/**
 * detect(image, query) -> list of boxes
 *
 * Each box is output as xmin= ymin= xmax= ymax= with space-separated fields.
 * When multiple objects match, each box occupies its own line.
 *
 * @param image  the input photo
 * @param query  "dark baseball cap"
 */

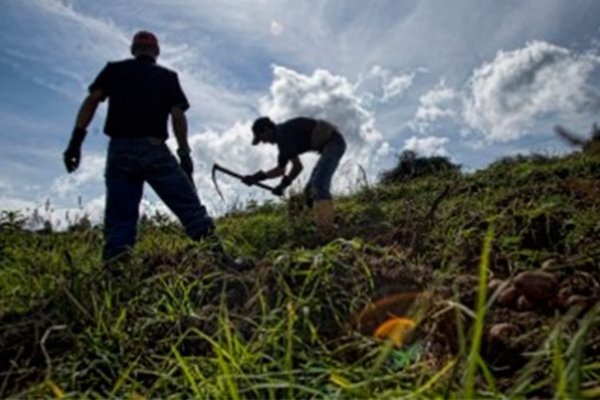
xmin=251 ymin=117 xmax=275 ymax=145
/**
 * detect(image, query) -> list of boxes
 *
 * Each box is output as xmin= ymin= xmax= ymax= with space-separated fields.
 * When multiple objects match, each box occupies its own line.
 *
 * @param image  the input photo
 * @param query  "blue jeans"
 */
xmin=305 ymin=132 xmax=346 ymax=200
xmin=103 ymin=138 xmax=214 ymax=261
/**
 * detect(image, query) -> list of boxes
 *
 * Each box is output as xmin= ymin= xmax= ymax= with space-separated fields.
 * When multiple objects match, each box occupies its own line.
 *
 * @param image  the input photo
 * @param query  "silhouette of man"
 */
xmin=242 ymin=116 xmax=346 ymax=237
xmin=63 ymin=31 xmax=219 ymax=262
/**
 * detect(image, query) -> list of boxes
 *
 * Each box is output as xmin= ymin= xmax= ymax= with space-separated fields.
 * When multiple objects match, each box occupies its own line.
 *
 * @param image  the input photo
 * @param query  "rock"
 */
xmin=488 ymin=323 xmax=520 ymax=344
xmin=571 ymin=271 xmax=599 ymax=294
xmin=557 ymin=286 xmax=573 ymax=307
xmin=564 ymin=295 xmax=590 ymax=310
xmin=514 ymin=271 xmax=558 ymax=303
xmin=488 ymin=278 xmax=505 ymax=294
xmin=516 ymin=295 xmax=533 ymax=311
xmin=541 ymin=258 xmax=559 ymax=271
xmin=496 ymin=285 xmax=519 ymax=307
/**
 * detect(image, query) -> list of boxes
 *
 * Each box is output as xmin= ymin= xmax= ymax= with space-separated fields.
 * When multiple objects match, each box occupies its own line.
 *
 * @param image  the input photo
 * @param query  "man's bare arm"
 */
xmin=287 ymin=157 xmax=303 ymax=181
xmin=171 ymin=106 xmax=189 ymax=152
xmin=170 ymin=106 xmax=195 ymax=181
xmin=263 ymin=165 xmax=286 ymax=178
xmin=74 ymin=90 xmax=103 ymax=131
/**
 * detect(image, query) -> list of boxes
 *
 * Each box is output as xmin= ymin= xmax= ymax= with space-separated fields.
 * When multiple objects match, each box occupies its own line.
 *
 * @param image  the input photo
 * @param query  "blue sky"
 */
xmin=1 ymin=0 xmax=600 ymax=226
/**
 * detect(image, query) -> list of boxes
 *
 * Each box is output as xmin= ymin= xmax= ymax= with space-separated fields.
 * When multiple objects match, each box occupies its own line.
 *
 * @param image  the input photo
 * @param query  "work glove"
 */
xmin=272 ymin=176 xmax=292 ymax=196
xmin=63 ymin=127 xmax=87 ymax=173
xmin=242 ymin=170 xmax=267 ymax=186
xmin=177 ymin=148 xmax=194 ymax=182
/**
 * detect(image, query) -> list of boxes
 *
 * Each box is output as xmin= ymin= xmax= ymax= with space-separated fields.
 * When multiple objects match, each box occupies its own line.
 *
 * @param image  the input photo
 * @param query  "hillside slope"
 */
xmin=1 ymin=149 xmax=599 ymax=398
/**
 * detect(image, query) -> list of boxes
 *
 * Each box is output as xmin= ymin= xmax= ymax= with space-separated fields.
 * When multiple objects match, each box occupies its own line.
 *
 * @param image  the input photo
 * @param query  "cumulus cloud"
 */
xmin=416 ymin=83 xmax=457 ymax=121
xmin=261 ymin=65 xmax=382 ymax=144
xmin=0 ymin=196 xmax=35 ymax=212
xmin=411 ymin=81 xmax=459 ymax=133
xmin=403 ymin=136 xmax=449 ymax=157
xmin=177 ymin=121 xmax=279 ymax=214
xmin=50 ymin=153 xmax=106 ymax=197
xmin=463 ymin=41 xmax=600 ymax=142
xmin=355 ymin=65 xmax=415 ymax=104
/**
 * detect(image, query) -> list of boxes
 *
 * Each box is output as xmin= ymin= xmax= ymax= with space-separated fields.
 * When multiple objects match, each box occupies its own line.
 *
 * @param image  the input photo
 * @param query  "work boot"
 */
xmin=198 ymin=231 xmax=253 ymax=272
xmin=313 ymin=199 xmax=335 ymax=239
xmin=103 ymin=248 xmax=134 ymax=281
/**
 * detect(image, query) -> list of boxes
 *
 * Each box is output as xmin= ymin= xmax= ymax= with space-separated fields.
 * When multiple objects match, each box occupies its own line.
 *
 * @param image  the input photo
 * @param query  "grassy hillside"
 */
xmin=1 ymin=149 xmax=599 ymax=398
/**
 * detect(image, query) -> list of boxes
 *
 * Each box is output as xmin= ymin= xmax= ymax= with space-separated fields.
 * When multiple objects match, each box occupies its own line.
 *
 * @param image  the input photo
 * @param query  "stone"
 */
xmin=488 ymin=322 xmax=520 ymax=344
xmin=496 ymin=285 xmax=519 ymax=307
xmin=514 ymin=271 xmax=558 ymax=303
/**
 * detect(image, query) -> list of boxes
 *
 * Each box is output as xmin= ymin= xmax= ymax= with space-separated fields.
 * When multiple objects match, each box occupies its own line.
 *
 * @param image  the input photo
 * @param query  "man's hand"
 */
xmin=242 ymin=170 xmax=267 ymax=186
xmin=177 ymin=148 xmax=194 ymax=182
xmin=272 ymin=176 xmax=292 ymax=196
xmin=272 ymin=184 xmax=285 ymax=196
xmin=63 ymin=127 xmax=87 ymax=173
xmin=63 ymin=144 xmax=81 ymax=173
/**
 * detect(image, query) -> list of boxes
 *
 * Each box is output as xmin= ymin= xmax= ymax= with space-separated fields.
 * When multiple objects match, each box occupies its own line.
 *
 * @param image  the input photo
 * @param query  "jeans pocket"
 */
xmin=106 ymin=150 xmax=139 ymax=178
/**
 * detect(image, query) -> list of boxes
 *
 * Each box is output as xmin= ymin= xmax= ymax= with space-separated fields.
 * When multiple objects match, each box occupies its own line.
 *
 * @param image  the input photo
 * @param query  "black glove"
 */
xmin=63 ymin=127 xmax=87 ymax=173
xmin=242 ymin=170 xmax=267 ymax=186
xmin=177 ymin=148 xmax=194 ymax=182
xmin=272 ymin=176 xmax=292 ymax=196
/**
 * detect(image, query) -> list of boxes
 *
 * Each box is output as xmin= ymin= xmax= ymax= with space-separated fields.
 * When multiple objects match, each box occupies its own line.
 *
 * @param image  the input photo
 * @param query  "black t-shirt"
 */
xmin=276 ymin=117 xmax=317 ymax=168
xmin=88 ymin=56 xmax=189 ymax=140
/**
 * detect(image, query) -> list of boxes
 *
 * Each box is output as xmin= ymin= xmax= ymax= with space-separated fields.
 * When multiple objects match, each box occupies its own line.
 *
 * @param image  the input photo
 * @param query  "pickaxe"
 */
xmin=211 ymin=163 xmax=278 ymax=200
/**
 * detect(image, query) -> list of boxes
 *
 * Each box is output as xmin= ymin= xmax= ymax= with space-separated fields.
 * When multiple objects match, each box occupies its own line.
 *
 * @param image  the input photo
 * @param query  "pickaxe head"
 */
xmin=211 ymin=162 xmax=278 ymax=200
xmin=211 ymin=163 xmax=226 ymax=201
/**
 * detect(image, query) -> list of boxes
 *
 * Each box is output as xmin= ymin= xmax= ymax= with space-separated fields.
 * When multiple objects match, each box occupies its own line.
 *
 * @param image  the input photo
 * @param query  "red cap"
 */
xmin=131 ymin=31 xmax=160 ymax=57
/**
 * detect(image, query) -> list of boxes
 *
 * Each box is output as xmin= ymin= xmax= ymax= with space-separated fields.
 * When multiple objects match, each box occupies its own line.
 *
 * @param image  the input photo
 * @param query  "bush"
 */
xmin=380 ymin=150 xmax=461 ymax=184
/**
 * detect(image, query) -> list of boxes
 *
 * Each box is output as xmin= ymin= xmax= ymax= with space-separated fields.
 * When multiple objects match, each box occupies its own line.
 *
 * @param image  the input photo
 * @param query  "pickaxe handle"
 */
xmin=212 ymin=163 xmax=277 ymax=195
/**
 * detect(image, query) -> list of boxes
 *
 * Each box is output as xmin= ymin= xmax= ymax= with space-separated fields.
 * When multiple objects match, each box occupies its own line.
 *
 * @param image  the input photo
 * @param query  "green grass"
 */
xmin=1 ymin=150 xmax=599 ymax=398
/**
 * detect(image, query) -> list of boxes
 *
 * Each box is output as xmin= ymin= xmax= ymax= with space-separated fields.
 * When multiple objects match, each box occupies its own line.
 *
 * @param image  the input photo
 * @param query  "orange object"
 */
xmin=374 ymin=317 xmax=416 ymax=347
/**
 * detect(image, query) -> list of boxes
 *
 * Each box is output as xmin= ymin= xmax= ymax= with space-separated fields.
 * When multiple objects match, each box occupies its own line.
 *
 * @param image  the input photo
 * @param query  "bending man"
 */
xmin=243 ymin=116 xmax=346 ymax=237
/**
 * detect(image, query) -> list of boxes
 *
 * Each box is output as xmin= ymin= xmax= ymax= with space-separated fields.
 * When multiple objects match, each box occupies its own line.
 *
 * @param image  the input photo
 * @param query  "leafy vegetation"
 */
xmin=1 ymin=149 xmax=599 ymax=398
xmin=379 ymin=150 xmax=460 ymax=184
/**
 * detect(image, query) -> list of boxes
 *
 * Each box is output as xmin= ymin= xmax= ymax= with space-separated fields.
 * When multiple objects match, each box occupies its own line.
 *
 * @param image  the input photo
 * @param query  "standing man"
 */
xmin=63 ymin=31 xmax=223 ymax=263
xmin=242 ymin=116 xmax=346 ymax=237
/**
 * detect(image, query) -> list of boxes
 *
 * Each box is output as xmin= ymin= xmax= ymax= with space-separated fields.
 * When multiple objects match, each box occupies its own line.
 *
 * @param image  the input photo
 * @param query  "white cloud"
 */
xmin=0 ymin=196 xmax=35 ymax=212
xmin=261 ymin=65 xmax=382 ymax=145
xmin=403 ymin=136 xmax=449 ymax=157
xmin=384 ymin=75 xmax=414 ymax=101
xmin=463 ymin=41 xmax=600 ymax=142
xmin=416 ymin=82 xmax=457 ymax=121
xmin=50 ymin=153 xmax=106 ymax=197
xmin=180 ymin=122 xmax=279 ymax=214
xmin=411 ymin=81 xmax=459 ymax=133
xmin=356 ymin=65 xmax=415 ymax=104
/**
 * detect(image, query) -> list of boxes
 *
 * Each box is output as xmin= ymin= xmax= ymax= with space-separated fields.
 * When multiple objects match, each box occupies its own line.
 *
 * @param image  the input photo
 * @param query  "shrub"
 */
xmin=380 ymin=150 xmax=461 ymax=184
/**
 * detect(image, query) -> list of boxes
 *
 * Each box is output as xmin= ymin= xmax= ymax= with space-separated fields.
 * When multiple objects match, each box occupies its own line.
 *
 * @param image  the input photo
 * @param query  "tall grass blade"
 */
xmin=463 ymin=226 xmax=494 ymax=399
